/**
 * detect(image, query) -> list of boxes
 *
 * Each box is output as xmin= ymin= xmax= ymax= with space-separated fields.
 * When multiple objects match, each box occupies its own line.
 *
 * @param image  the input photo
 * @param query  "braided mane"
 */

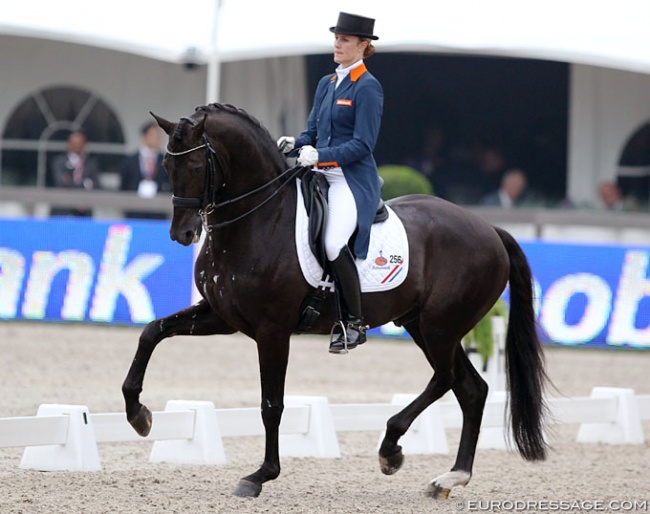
xmin=196 ymin=103 xmax=273 ymax=143
xmin=197 ymin=103 xmax=268 ymax=132
xmin=170 ymin=103 xmax=269 ymax=142
xmin=193 ymin=103 xmax=286 ymax=169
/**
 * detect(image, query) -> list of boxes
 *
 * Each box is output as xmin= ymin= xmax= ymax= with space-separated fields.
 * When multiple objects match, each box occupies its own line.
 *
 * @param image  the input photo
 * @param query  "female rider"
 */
xmin=278 ymin=12 xmax=383 ymax=353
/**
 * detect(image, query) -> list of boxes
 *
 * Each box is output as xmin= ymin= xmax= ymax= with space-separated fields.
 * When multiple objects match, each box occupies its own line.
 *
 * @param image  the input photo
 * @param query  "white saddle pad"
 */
xmin=295 ymin=179 xmax=409 ymax=292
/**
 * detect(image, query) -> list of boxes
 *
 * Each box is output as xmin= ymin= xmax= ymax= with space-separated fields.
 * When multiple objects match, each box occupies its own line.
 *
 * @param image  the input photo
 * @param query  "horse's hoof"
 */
xmin=425 ymin=483 xmax=451 ymax=500
xmin=233 ymin=479 xmax=262 ymax=498
xmin=425 ymin=471 xmax=470 ymax=499
xmin=129 ymin=405 xmax=153 ymax=437
xmin=379 ymin=449 xmax=404 ymax=475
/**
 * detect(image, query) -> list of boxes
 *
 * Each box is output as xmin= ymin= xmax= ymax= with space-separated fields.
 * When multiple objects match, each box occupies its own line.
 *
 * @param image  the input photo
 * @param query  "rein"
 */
xmin=205 ymin=165 xmax=305 ymax=230
xmin=166 ymin=117 xmax=305 ymax=230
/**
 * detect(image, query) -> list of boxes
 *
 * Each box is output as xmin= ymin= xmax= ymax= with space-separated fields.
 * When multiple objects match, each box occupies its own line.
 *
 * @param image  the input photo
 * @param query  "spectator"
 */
xmin=443 ymin=142 xmax=508 ymax=205
xmin=119 ymin=121 xmax=170 ymax=219
xmin=598 ymin=181 xmax=623 ymax=210
xmin=597 ymin=180 xmax=637 ymax=211
xmin=49 ymin=131 xmax=100 ymax=217
xmin=479 ymin=168 xmax=527 ymax=208
xmin=404 ymin=126 xmax=449 ymax=195
xmin=474 ymin=145 xmax=507 ymax=194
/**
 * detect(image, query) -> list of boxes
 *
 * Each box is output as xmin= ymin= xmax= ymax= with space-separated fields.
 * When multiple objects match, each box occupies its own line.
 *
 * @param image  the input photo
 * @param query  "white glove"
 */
xmin=276 ymin=136 xmax=295 ymax=153
xmin=297 ymin=145 xmax=319 ymax=167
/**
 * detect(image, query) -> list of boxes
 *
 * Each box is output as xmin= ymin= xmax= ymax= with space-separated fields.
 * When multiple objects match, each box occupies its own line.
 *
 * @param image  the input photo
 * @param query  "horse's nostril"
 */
xmin=184 ymin=230 xmax=194 ymax=242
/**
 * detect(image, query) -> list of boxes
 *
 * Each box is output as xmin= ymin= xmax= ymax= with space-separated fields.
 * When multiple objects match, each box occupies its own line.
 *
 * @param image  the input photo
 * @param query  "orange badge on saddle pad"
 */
xmin=336 ymin=99 xmax=353 ymax=106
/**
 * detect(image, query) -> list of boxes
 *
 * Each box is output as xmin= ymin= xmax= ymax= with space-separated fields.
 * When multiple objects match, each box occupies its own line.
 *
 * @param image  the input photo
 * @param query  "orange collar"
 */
xmin=329 ymin=63 xmax=368 ymax=83
xmin=350 ymin=63 xmax=367 ymax=82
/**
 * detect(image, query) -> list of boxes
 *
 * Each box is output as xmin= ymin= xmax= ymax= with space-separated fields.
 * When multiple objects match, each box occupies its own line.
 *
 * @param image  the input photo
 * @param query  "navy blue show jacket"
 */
xmin=294 ymin=63 xmax=384 ymax=260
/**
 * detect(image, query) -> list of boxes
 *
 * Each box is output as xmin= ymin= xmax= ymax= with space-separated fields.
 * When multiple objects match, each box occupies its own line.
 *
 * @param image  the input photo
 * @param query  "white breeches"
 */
xmin=319 ymin=167 xmax=358 ymax=261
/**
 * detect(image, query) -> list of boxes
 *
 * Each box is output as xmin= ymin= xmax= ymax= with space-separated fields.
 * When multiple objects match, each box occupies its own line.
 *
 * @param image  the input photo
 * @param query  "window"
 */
xmin=1 ymin=86 xmax=125 ymax=187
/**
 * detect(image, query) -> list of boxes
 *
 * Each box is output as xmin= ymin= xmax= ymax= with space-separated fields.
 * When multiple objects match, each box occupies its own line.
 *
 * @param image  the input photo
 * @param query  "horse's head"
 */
xmin=153 ymin=104 xmax=289 ymax=246
xmin=152 ymin=111 xmax=214 ymax=246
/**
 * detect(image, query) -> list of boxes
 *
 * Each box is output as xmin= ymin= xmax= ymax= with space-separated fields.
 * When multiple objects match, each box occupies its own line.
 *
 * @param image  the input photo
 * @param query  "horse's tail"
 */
xmin=495 ymin=226 xmax=547 ymax=461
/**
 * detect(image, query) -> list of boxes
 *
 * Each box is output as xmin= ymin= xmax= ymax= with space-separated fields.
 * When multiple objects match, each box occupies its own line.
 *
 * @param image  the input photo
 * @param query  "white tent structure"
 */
xmin=1 ymin=0 xmax=650 ymax=204
xmin=3 ymin=0 xmax=650 ymax=73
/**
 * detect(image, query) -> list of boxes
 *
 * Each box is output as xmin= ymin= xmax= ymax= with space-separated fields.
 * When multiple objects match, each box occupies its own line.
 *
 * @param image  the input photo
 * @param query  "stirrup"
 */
xmin=329 ymin=320 xmax=367 ymax=354
xmin=329 ymin=320 xmax=349 ymax=354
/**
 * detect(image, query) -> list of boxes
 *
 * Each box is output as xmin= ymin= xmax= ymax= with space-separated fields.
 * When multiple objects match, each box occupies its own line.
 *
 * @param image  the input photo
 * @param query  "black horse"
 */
xmin=122 ymin=103 xmax=547 ymax=500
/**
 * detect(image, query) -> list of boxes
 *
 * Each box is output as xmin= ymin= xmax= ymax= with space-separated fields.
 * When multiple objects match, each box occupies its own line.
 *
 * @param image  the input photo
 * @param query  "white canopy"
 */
xmin=2 ymin=0 xmax=650 ymax=74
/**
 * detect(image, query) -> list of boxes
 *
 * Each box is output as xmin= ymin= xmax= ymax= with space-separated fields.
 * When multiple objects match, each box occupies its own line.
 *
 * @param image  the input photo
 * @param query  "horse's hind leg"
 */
xmin=378 ymin=321 xmax=456 ymax=477
xmin=122 ymin=299 xmax=235 ymax=436
xmin=427 ymin=349 xmax=488 ymax=499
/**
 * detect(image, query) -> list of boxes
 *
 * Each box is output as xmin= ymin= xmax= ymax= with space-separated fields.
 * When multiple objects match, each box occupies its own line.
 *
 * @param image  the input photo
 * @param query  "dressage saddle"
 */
xmin=299 ymin=169 xmax=388 ymax=270
xmin=294 ymin=169 xmax=387 ymax=333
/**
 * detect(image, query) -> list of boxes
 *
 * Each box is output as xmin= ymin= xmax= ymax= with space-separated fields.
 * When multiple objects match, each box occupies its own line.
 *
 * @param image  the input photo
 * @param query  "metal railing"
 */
xmin=1 ymin=187 xmax=649 ymax=234
xmin=0 ymin=186 xmax=171 ymax=217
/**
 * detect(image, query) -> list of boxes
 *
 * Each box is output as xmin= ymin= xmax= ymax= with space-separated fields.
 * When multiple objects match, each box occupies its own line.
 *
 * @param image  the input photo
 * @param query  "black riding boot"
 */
xmin=329 ymin=246 xmax=367 ymax=354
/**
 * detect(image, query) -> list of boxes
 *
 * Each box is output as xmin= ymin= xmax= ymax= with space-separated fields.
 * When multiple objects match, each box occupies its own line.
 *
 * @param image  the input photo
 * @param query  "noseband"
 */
xmin=165 ymin=116 xmax=304 ymax=230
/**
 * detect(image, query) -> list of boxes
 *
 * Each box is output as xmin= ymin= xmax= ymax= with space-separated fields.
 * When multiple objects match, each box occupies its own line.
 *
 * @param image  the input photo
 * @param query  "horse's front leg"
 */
xmin=234 ymin=328 xmax=291 ymax=498
xmin=122 ymin=299 xmax=236 ymax=436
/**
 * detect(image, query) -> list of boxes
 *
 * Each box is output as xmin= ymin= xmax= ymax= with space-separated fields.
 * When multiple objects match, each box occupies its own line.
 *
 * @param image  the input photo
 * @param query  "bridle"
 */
xmin=165 ymin=116 xmax=304 ymax=231
xmin=167 ymin=135 xmax=216 ymax=210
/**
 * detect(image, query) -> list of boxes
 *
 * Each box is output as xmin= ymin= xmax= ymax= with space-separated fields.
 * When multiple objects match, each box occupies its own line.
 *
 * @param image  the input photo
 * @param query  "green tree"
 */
xmin=378 ymin=165 xmax=433 ymax=200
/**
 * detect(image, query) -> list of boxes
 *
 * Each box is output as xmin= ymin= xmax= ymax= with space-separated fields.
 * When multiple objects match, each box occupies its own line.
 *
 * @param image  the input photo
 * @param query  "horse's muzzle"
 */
xmin=169 ymin=215 xmax=202 ymax=246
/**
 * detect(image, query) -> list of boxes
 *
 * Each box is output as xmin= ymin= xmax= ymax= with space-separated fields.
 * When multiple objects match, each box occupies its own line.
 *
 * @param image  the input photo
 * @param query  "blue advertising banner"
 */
xmin=0 ymin=217 xmax=193 ymax=325
xmin=2 ymin=217 xmax=649 ymax=349
xmin=376 ymin=239 xmax=650 ymax=350
xmin=521 ymin=241 xmax=650 ymax=349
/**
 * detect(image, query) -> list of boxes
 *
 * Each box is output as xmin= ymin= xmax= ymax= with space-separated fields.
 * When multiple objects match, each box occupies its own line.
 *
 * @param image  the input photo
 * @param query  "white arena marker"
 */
xmin=20 ymin=404 xmax=101 ymax=472
xmin=577 ymin=387 xmax=645 ymax=445
xmin=280 ymin=396 xmax=340 ymax=459
xmin=478 ymin=390 xmax=509 ymax=451
xmin=149 ymin=400 xmax=226 ymax=465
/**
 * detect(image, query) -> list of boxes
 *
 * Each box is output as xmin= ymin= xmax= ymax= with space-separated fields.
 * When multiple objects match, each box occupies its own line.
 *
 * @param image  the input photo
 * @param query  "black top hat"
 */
xmin=329 ymin=12 xmax=379 ymax=40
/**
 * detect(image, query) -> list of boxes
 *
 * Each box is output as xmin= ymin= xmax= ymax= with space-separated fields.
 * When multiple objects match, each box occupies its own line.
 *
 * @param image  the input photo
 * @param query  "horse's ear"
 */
xmin=150 ymin=112 xmax=174 ymax=135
